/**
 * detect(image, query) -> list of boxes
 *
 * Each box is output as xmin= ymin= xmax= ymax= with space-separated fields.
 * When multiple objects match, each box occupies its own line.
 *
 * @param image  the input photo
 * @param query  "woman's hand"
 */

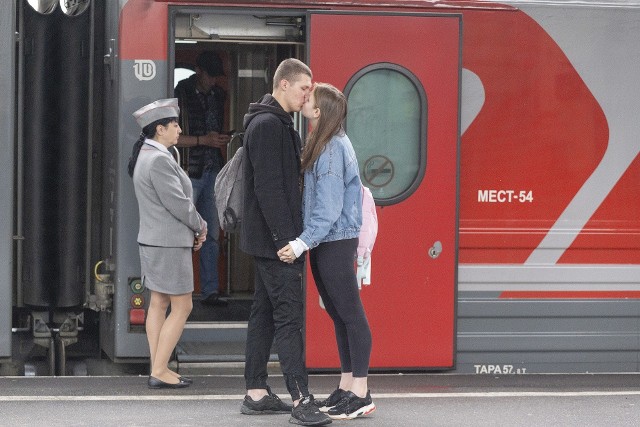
xmin=193 ymin=226 xmax=207 ymax=251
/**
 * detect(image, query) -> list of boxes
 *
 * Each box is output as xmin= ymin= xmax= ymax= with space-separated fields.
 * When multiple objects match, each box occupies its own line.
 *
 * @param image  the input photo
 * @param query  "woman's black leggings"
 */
xmin=309 ymin=238 xmax=372 ymax=377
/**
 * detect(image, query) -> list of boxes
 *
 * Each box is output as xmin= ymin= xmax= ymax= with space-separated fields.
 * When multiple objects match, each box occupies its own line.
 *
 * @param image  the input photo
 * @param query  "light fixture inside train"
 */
xmin=27 ymin=0 xmax=58 ymax=14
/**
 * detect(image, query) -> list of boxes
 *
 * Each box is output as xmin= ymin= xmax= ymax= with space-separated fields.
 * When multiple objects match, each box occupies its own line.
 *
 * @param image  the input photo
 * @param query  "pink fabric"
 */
xmin=357 ymin=185 xmax=378 ymax=258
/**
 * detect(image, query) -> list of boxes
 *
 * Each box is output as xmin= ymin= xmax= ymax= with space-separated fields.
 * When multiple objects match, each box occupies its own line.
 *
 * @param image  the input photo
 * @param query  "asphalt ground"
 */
xmin=1 ymin=373 xmax=640 ymax=426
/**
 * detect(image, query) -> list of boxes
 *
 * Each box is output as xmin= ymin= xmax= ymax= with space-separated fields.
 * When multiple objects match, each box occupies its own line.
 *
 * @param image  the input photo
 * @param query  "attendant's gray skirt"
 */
xmin=139 ymin=245 xmax=194 ymax=295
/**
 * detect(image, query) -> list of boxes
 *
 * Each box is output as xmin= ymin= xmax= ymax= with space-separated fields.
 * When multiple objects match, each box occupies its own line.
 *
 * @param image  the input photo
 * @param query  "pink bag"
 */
xmin=357 ymin=185 xmax=378 ymax=258
xmin=357 ymin=185 xmax=378 ymax=287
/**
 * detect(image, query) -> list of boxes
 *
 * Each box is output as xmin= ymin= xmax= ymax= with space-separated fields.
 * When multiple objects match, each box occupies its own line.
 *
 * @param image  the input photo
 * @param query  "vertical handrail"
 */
xmin=84 ymin=0 xmax=96 ymax=305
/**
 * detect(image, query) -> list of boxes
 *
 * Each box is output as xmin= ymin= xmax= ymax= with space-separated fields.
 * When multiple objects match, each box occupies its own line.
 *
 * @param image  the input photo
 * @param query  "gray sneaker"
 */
xmin=241 ymin=386 xmax=293 ymax=415
xmin=290 ymin=395 xmax=332 ymax=426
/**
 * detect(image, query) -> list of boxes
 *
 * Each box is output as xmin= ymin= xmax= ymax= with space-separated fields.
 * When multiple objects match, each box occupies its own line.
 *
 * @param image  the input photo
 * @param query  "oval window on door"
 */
xmin=344 ymin=63 xmax=427 ymax=205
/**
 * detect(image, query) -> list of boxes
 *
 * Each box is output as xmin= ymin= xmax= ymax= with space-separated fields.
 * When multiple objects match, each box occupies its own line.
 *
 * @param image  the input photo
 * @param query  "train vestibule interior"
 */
xmin=172 ymin=11 xmax=306 ymax=324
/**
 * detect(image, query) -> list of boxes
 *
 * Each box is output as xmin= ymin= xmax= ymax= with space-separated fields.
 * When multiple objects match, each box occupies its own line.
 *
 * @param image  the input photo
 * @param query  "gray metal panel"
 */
xmin=459 ymin=333 xmax=639 ymax=352
xmin=459 ymin=317 xmax=640 ymax=334
xmin=457 ymin=298 xmax=640 ymax=373
xmin=0 ymin=1 xmax=16 ymax=359
xmin=98 ymin=0 xmax=151 ymax=360
xmin=459 ymin=265 xmax=640 ymax=291
xmin=458 ymin=265 xmax=640 ymax=371
xmin=459 ymin=299 xmax=640 ymax=317
xmin=98 ymin=1 xmax=120 ymax=360
xmin=456 ymin=351 xmax=640 ymax=374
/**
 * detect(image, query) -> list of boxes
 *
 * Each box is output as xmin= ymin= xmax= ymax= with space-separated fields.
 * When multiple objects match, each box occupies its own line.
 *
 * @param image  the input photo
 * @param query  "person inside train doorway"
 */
xmin=129 ymin=98 xmax=206 ymax=389
xmin=240 ymin=59 xmax=331 ymax=426
xmin=278 ymin=83 xmax=375 ymax=420
xmin=174 ymin=51 xmax=231 ymax=307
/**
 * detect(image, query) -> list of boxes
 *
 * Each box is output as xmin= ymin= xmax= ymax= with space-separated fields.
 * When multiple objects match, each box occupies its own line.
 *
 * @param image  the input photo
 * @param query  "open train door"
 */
xmin=305 ymin=11 xmax=461 ymax=369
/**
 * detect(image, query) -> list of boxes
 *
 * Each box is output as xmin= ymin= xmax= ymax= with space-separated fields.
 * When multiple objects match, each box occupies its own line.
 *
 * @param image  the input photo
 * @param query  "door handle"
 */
xmin=429 ymin=241 xmax=442 ymax=259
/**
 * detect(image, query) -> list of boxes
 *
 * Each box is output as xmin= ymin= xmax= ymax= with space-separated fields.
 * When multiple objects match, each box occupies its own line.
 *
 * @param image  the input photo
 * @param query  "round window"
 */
xmin=345 ymin=63 xmax=427 ymax=205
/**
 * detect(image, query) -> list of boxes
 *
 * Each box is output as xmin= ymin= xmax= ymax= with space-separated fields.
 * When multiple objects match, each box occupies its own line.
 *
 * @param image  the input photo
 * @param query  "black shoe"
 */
xmin=241 ymin=386 xmax=293 ymax=415
xmin=179 ymin=376 xmax=193 ymax=384
xmin=201 ymin=294 xmax=229 ymax=307
xmin=290 ymin=395 xmax=332 ymax=426
xmin=315 ymin=388 xmax=349 ymax=412
xmin=327 ymin=390 xmax=375 ymax=420
xmin=147 ymin=376 xmax=190 ymax=389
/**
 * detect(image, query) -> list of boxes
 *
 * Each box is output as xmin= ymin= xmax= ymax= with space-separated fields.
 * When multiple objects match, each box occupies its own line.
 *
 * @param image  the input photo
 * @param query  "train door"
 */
xmin=305 ymin=12 xmax=461 ymax=369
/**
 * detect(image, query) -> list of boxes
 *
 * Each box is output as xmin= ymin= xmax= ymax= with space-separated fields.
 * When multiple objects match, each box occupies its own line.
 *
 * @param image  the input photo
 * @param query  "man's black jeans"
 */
xmin=244 ymin=256 xmax=309 ymax=401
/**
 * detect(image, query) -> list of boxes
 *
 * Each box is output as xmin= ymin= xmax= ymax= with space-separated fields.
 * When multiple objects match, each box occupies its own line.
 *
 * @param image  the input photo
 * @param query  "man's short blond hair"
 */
xmin=272 ymin=58 xmax=312 ymax=91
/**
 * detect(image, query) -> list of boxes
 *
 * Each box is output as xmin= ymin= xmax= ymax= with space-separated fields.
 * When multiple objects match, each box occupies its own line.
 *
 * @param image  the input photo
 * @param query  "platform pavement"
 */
xmin=1 ymin=373 xmax=640 ymax=426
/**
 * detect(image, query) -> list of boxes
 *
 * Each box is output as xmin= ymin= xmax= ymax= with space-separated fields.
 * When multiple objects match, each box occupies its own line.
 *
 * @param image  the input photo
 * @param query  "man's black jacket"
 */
xmin=240 ymin=94 xmax=303 ymax=260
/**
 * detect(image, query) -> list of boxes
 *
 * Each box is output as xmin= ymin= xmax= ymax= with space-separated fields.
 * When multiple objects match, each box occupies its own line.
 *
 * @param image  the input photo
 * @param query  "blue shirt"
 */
xmin=299 ymin=132 xmax=362 ymax=249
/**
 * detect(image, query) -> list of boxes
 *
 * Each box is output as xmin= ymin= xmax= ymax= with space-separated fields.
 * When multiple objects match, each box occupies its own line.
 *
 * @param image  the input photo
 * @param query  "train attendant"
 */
xmin=278 ymin=83 xmax=375 ymax=419
xmin=129 ymin=98 xmax=207 ymax=389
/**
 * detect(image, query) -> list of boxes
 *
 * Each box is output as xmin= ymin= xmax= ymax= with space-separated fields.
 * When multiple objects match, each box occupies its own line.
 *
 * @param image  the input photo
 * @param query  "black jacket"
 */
xmin=239 ymin=94 xmax=303 ymax=260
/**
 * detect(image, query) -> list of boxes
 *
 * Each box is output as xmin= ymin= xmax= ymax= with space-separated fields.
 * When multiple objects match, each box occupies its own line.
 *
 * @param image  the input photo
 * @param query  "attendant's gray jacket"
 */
xmin=133 ymin=142 xmax=205 ymax=247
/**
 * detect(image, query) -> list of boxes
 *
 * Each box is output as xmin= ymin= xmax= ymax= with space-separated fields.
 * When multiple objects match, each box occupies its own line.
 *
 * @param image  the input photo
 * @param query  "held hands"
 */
xmin=200 ymin=131 xmax=231 ymax=149
xmin=277 ymin=239 xmax=307 ymax=264
xmin=277 ymin=244 xmax=296 ymax=264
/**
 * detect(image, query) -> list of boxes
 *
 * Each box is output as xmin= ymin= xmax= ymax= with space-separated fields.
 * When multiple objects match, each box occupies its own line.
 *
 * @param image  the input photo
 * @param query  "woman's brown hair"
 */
xmin=301 ymin=83 xmax=347 ymax=171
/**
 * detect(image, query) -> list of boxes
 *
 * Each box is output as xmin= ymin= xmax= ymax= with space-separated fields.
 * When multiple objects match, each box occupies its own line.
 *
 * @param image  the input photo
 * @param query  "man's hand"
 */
xmin=201 ymin=131 xmax=231 ymax=149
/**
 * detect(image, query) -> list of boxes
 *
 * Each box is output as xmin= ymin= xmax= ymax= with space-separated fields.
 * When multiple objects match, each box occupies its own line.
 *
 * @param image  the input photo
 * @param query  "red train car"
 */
xmin=1 ymin=0 xmax=639 ymax=375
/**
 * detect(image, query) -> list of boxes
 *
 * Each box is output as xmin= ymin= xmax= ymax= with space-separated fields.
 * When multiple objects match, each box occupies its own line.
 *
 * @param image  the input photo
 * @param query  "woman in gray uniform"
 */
xmin=129 ymin=98 xmax=207 ymax=389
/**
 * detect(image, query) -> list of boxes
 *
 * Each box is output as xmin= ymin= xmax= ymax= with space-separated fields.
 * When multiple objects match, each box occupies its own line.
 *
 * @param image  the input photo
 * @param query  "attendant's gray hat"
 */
xmin=133 ymin=98 xmax=180 ymax=128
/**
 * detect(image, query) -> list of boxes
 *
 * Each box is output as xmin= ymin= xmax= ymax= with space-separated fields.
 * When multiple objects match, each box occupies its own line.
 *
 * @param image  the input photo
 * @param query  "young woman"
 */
xmin=278 ymin=83 xmax=375 ymax=420
xmin=129 ymin=98 xmax=207 ymax=389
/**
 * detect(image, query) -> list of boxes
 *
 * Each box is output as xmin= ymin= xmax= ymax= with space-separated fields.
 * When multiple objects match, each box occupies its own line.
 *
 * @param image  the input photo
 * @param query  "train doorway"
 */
xmin=170 ymin=9 xmax=308 ymax=364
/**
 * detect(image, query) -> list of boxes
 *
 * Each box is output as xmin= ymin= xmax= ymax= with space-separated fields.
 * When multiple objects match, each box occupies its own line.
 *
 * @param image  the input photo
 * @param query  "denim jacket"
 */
xmin=299 ymin=132 xmax=362 ymax=249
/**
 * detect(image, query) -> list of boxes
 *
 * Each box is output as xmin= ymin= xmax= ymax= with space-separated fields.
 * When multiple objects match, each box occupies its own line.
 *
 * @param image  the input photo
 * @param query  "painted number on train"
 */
xmin=477 ymin=190 xmax=533 ymax=203
xmin=474 ymin=364 xmax=528 ymax=374
xmin=134 ymin=60 xmax=156 ymax=81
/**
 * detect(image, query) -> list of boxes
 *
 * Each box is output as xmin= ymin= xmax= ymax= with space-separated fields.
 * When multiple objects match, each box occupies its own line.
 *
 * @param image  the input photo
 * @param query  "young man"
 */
xmin=239 ymin=59 xmax=331 ymax=426
xmin=174 ymin=51 xmax=231 ymax=307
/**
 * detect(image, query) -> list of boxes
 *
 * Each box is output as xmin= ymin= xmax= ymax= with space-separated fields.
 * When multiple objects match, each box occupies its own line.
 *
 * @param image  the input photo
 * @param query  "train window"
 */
xmin=27 ymin=0 xmax=58 ymax=14
xmin=344 ymin=63 xmax=426 ymax=205
xmin=59 ymin=0 xmax=90 ymax=16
